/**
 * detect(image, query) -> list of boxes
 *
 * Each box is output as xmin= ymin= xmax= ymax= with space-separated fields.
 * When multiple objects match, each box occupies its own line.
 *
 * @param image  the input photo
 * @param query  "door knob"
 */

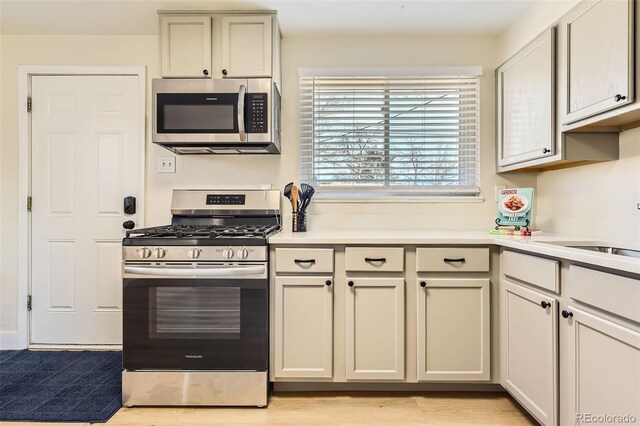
xmin=123 ymin=220 xmax=135 ymax=230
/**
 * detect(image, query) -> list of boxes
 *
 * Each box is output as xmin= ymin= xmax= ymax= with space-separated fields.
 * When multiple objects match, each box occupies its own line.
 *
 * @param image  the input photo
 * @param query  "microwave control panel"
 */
xmin=246 ymin=93 xmax=268 ymax=133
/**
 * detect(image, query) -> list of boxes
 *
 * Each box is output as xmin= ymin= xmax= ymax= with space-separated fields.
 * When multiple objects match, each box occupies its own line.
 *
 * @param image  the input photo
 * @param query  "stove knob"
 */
xmin=223 ymin=247 xmax=234 ymax=259
xmin=237 ymin=248 xmax=249 ymax=259
xmin=153 ymin=248 xmax=167 ymax=259
xmin=137 ymin=247 xmax=151 ymax=259
xmin=187 ymin=248 xmax=201 ymax=259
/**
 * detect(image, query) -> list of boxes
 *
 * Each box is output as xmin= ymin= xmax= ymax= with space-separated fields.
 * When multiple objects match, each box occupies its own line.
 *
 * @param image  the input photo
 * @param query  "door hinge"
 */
xmin=27 ymin=295 xmax=32 ymax=311
xmin=27 ymin=196 xmax=32 ymax=212
xmin=27 ymin=96 xmax=32 ymax=113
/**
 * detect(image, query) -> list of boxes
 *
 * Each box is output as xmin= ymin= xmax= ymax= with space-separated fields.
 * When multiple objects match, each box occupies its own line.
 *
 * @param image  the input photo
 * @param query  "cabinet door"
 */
xmin=560 ymin=305 xmax=640 ymax=426
xmin=501 ymin=280 xmax=557 ymax=426
xmin=417 ymin=279 xmax=490 ymax=381
xmin=562 ymin=0 xmax=635 ymax=124
xmin=220 ymin=16 xmax=272 ymax=78
xmin=497 ymin=27 xmax=555 ymax=167
xmin=160 ymin=16 xmax=212 ymax=78
xmin=273 ymin=276 xmax=333 ymax=379
xmin=346 ymin=278 xmax=404 ymax=380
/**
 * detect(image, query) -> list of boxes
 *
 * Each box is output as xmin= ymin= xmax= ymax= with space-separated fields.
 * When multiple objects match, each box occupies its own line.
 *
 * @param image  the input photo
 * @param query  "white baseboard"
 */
xmin=0 ymin=331 xmax=21 ymax=350
xmin=29 ymin=344 xmax=122 ymax=351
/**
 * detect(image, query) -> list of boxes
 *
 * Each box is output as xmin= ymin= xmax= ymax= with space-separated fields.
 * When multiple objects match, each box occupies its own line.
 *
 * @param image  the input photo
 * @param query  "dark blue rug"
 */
xmin=0 ymin=350 xmax=122 ymax=423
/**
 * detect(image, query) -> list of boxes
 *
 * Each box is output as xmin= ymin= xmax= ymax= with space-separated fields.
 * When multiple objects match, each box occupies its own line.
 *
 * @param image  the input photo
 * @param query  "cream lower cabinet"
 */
xmin=346 ymin=277 xmax=405 ymax=380
xmin=417 ymin=278 xmax=490 ymax=381
xmin=273 ymin=276 xmax=333 ymax=379
xmin=560 ymin=305 xmax=640 ymax=426
xmin=501 ymin=279 xmax=558 ymax=426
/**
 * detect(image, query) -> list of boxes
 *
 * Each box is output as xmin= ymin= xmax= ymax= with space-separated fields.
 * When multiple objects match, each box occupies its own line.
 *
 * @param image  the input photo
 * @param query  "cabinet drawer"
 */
xmin=502 ymin=250 xmax=559 ymax=293
xmin=569 ymin=266 xmax=640 ymax=323
xmin=416 ymin=247 xmax=489 ymax=272
xmin=275 ymin=248 xmax=334 ymax=273
xmin=345 ymin=247 xmax=404 ymax=272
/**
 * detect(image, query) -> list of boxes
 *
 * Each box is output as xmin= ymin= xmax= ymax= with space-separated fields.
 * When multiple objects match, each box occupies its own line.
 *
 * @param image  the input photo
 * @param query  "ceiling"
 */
xmin=0 ymin=0 xmax=534 ymax=36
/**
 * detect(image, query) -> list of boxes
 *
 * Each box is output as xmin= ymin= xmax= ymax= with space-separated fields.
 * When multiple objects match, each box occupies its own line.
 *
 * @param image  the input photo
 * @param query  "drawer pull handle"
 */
xmin=348 ymin=280 xmax=355 ymax=287
xmin=364 ymin=257 xmax=387 ymax=263
xmin=420 ymin=281 xmax=427 ymax=288
xmin=294 ymin=259 xmax=316 ymax=264
xmin=561 ymin=310 xmax=573 ymax=319
xmin=443 ymin=258 xmax=466 ymax=263
xmin=614 ymin=94 xmax=627 ymax=102
xmin=325 ymin=280 xmax=332 ymax=286
xmin=540 ymin=301 xmax=551 ymax=309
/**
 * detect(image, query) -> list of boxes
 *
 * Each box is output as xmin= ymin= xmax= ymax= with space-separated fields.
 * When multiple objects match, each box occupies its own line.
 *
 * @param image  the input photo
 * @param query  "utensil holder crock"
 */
xmin=292 ymin=211 xmax=307 ymax=232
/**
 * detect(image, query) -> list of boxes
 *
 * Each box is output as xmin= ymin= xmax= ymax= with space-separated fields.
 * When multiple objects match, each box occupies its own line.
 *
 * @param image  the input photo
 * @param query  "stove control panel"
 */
xmin=123 ymin=246 xmax=268 ymax=262
xmin=206 ymin=194 xmax=246 ymax=205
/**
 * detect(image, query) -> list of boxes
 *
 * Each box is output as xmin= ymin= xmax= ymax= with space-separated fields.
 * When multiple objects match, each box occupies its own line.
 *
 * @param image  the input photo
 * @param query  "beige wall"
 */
xmin=0 ymin=33 xmax=535 ymax=337
xmin=498 ymin=0 xmax=640 ymax=244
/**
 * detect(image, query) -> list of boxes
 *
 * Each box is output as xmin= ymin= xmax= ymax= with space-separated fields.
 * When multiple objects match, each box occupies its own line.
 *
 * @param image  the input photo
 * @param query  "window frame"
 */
xmin=298 ymin=67 xmax=483 ymax=199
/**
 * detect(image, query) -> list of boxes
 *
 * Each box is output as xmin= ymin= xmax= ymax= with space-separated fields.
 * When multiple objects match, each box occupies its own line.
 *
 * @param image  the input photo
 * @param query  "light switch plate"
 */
xmin=157 ymin=156 xmax=176 ymax=173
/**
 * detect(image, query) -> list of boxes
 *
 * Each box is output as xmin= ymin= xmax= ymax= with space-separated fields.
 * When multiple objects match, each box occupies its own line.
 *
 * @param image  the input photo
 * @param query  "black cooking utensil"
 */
xmin=283 ymin=182 xmax=293 ymax=200
xmin=300 ymin=183 xmax=315 ymax=211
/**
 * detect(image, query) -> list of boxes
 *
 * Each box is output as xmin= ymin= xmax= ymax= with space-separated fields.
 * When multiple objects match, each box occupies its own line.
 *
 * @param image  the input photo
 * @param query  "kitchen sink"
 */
xmin=568 ymin=245 xmax=640 ymax=258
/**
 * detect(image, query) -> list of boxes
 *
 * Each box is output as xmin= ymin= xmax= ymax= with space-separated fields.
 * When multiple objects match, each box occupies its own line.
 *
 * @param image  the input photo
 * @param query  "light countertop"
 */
xmin=269 ymin=231 xmax=640 ymax=275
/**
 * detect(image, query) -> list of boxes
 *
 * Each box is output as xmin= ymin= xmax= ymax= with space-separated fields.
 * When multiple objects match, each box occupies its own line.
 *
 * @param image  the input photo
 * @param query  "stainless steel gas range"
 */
xmin=121 ymin=189 xmax=280 ymax=407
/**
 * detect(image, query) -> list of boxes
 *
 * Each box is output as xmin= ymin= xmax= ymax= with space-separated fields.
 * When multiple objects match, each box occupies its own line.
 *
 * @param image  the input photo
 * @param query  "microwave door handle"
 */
xmin=238 ymin=84 xmax=247 ymax=142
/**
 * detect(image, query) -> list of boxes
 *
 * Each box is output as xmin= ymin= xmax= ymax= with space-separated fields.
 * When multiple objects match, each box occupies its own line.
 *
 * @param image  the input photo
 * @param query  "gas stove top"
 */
xmin=122 ymin=189 xmax=281 ymax=259
xmin=126 ymin=224 xmax=280 ymax=240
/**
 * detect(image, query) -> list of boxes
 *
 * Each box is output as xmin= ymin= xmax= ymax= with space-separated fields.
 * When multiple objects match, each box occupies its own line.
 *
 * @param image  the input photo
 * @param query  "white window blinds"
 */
xmin=299 ymin=72 xmax=481 ymax=195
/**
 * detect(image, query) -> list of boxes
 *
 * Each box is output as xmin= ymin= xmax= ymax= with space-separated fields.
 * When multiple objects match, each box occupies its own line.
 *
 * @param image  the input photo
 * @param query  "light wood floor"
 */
xmin=1 ymin=392 xmax=536 ymax=425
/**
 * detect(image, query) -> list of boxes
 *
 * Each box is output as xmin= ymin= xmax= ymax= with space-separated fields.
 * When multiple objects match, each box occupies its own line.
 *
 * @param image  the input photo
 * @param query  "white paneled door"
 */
xmin=30 ymin=75 xmax=142 ymax=345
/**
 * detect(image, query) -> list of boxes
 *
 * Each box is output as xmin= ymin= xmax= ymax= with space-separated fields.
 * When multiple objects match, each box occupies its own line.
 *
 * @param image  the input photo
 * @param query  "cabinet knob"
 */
xmin=420 ymin=281 xmax=427 ymax=288
xmin=348 ymin=280 xmax=355 ymax=287
xmin=222 ymin=69 xmax=228 ymax=76
xmin=561 ymin=310 xmax=573 ymax=319
xmin=325 ymin=280 xmax=332 ymax=286
xmin=614 ymin=94 xmax=627 ymax=102
xmin=203 ymin=69 xmax=209 ymax=76
xmin=542 ymin=148 xmax=551 ymax=154
xmin=540 ymin=301 xmax=551 ymax=308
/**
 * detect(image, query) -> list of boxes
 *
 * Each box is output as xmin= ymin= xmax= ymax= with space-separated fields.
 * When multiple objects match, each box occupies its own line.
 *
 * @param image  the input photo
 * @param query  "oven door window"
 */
xmin=150 ymin=287 xmax=240 ymax=340
xmin=157 ymin=93 xmax=239 ymax=133
xmin=123 ymin=277 xmax=267 ymax=371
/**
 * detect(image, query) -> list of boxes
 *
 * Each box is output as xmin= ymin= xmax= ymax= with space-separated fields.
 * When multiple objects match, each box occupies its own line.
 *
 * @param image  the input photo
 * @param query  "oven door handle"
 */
xmin=238 ymin=84 xmax=247 ymax=142
xmin=123 ymin=265 xmax=266 ymax=278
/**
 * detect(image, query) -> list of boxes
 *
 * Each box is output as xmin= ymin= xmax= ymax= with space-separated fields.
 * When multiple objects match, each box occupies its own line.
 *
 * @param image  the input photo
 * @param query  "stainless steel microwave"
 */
xmin=152 ymin=78 xmax=280 ymax=154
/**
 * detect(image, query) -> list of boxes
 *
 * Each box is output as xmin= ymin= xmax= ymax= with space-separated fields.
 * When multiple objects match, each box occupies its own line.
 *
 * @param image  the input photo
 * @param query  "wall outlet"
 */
xmin=495 ymin=185 xmax=506 ymax=202
xmin=157 ymin=156 xmax=176 ymax=173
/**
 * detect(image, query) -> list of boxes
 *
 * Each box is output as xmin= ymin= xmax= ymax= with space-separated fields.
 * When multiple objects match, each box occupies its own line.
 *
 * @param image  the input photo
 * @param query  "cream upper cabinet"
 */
xmin=417 ymin=278 xmax=490 ymax=381
xmin=160 ymin=16 xmax=212 ymax=78
xmin=501 ymin=280 xmax=558 ymax=426
xmin=560 ymin=305 xmax=640 ymax=426
xmin=220 ymin=16 xmax=273 ymax=78
xmin=346 ymin=277 xmax=405 ymax=380
xmin=561 ymin=0 xmax=635 ymax=124
xmin=273 ymin=276 xmax=333 ymax=379
xmin=497 ymin=27 xmax=556 ymax=168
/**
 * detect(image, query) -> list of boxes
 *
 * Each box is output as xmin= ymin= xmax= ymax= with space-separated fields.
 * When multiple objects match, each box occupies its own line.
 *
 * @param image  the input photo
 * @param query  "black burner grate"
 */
xmin=126 ymin=224 xmax=280 ymax=239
